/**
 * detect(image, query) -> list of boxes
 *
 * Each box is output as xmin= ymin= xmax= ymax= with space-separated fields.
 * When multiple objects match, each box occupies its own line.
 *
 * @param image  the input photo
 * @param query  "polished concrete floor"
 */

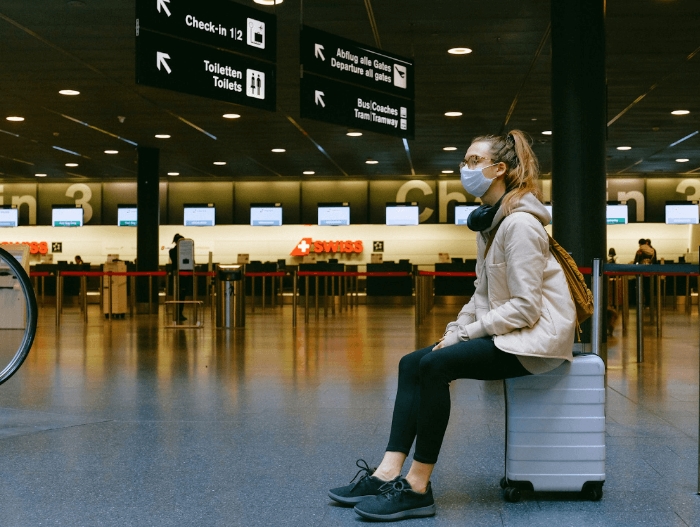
xmin=0 ymin=300 xmax=698 ymax=526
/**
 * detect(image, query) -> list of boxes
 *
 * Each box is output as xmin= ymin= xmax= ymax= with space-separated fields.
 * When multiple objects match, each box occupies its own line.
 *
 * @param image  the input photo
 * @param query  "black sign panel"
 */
xmin=136 ymin=30 xmax=276 ymax=110
xmin=300 ymin=74 xmax=414 ymax=139
xmin=136 ymin=0 xmax=276 ymax=62
xmin=301 ymin=26 xmax=413 ymax=99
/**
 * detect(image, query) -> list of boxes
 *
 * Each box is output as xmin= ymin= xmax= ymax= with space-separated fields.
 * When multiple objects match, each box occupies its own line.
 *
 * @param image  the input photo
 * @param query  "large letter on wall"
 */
xmin=617 ymin=191 xmax=645 ymax=221
xmin=676 ymin=179 xmax=700 ymax=201
xmin=438 ymin=182 xmax=466 ymax=222
xmin=396 ymin=180 xmax=434 ymax=223
xmin=11 ymin=195 xmax=37 ymax=225
xmin=66 ymin=183 xmax=93 ymax=223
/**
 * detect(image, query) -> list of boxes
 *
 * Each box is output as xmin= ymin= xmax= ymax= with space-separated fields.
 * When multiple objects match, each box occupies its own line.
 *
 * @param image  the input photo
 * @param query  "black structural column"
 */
xmin=551 ymin=0 xmax=607 ymax=351
xmin=136 ymin=147 xmax=160 ymax=311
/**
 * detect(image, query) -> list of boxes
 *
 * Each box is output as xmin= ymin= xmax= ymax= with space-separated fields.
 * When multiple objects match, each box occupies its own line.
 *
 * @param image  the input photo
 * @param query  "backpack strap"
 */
xmin=483 ymin=219 xmax=504 ymax=259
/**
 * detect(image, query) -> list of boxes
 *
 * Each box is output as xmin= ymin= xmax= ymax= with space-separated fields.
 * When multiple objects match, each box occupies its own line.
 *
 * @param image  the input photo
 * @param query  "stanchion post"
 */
xmin=636 ymin=275 xmax=644 ymax=363
xmin=262 ymin=275 xmax=266 ymax=310
xmin=656 ymin=274 xmax=662 ymax=337
xmin=292 ymin=270 xmax=297 ymax=328
xmin=108 ymin=273 xmax=113 ymax=321
xmin=130 ymin=275 xmax=136 ymax=318
xmin=622 ymin=276 xmax=628 ymax=335
xmin=81 ymin=275 xmax=88 ymax=323
xmin=148 ymin=275 xmax=153 ymax=315
xmin=315 ymin=276 xmax=320 ymax=321
xmin=331 ymin=275 xmax=336 ymax=315
xmin=686 ymin=275 xmax=691 ymax=315
xmin=55 ymin=271 xmax=61 ymax=327
xmin=414 ymin=273 xmax=420 ymax=327
xmin=323 ymin=276 xmax=328 ymax=318
xmin=304 ymin=275 xmax=309 ymax=324
xmin=251 ymin=275 xmax=256 ymax=313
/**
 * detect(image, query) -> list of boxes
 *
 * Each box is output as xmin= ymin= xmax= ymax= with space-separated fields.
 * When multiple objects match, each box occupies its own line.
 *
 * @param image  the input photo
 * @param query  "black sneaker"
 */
xmin=353 ymin=477 xmax=436 ymax=521
xmin=328 ymin=459 xmax=387 ymax=506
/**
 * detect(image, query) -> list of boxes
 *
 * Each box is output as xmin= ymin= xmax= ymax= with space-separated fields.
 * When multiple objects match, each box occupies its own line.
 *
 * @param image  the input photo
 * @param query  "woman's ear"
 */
xmin=495 ymin=161 xmax=508 ymax=177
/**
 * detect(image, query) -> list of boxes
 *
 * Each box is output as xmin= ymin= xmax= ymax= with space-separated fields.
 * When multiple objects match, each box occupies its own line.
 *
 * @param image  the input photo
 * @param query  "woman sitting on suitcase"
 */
xmin=328 ymin=130 xmax=577 ymax=521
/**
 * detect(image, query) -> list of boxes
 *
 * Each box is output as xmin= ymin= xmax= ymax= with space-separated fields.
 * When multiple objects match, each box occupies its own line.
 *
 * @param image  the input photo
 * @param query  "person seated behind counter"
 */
xmin=74 ymin=255 xmax=83 ymax=265
xmin=633 ymin=238 xmax=654 ymax=264
xmin=328 ymin=130 xmax=577 ymax=521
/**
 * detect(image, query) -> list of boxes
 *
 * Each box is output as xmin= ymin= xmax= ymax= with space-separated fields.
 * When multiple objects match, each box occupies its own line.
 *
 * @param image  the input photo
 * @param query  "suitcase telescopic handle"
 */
xmin=591 ymin=258 xmax=603 ymax=356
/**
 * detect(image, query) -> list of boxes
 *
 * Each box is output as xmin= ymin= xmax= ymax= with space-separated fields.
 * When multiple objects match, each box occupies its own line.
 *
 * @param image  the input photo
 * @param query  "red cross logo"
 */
xmin=290 ymin=237 xmax=312 ymax=256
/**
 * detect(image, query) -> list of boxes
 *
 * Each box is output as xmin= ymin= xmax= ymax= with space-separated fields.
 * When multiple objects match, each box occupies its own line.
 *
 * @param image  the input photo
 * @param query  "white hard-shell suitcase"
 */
xmin=502 ymin=353 xmax=606 ymax=502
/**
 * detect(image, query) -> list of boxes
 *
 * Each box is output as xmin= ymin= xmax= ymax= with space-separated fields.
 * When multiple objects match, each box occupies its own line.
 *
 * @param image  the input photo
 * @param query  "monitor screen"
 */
xmin=251 ymin=203 xmax=282 ymax=226
xmin=665 ymin=202 xmax=699 ymax=225
xmin=0 ymin=208 xmax=18 ymax=227
xmin=318 ymin=203 xmax=350 ymax=226
xmin=454 ymin=203 xmax=480 ymax=225
xmin=52 ymin=207 xmax=83 ymax=227
xmin=606 ymin=204 xmax=628 ymax=225
xmin=184 ymin=204 xmax=215 ymax=226
xmin=117 ymin=205 xmax=137 ymax=227
xmin=386 ymin=203 xmax=419 ymax=226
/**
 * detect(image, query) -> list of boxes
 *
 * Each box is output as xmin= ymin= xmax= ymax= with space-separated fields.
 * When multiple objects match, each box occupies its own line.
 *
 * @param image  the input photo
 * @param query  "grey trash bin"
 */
xmin=216 ymin=264 xmax=245 ymax=328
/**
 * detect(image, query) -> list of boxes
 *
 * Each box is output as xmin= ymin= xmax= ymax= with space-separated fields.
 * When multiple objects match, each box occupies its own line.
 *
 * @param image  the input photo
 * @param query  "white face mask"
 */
xmin=460 ymin=163 xmax=497 ymax=197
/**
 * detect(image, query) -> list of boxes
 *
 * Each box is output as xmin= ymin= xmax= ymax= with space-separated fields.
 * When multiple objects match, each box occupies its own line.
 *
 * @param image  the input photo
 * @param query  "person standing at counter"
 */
xmin=169 ymin=233 xmax=190 ymax=321
xmin=328 ymin=130 xmax=576 ymax=521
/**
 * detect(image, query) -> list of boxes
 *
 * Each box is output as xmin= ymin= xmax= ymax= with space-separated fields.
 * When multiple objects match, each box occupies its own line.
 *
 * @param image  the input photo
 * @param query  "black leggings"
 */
xmin=385 ymin=337 xmax=530 ymax=464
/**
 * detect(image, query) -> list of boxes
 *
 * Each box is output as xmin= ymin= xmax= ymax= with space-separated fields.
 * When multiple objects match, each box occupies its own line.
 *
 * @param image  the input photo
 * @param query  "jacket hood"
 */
xmin=488 ymin=192 xmax=550 ymax=231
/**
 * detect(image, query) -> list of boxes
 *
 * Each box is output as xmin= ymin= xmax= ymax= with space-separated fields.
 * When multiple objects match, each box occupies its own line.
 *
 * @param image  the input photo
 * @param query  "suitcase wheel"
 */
xmin=499 ymin=477 xmax=508 ymax=490
xmin=582 ymin=482 xmax=604 ymax=501
xmin=503 ymin=487 xmax=521 ymax=503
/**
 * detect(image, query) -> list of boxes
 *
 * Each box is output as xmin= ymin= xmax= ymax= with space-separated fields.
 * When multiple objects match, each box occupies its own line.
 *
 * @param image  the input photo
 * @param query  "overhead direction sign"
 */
xmin=136 ymin=0 xmax=276 ymax=62
xmin=136 ymin=30 xmax=276 ymax=110
xmin=301 ymin=26 xmax=413 ymax=99
xmin=301 ymin=74 xmax=414 ymax=139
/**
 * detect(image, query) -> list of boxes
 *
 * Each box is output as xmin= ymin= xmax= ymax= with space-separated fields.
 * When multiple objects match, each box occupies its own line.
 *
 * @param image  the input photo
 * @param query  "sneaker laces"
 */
xmin=349 ymin=459 xmax=376 ymax=490
xmin=378 ymin=478 xmax=410 ymax=502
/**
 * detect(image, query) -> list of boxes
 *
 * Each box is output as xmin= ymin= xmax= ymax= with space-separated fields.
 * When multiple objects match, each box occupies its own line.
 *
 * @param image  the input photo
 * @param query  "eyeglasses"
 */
xmin=460 ymin=155 xmax=493 ymax=169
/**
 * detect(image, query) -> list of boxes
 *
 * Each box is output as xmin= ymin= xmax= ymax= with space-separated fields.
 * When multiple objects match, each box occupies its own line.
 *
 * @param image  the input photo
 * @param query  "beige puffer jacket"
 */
xmin=441 ymin=193 xmax=576 ymax=366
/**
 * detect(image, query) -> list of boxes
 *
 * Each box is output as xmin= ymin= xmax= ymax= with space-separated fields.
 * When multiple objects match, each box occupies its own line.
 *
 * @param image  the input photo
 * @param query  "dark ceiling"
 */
xmin=0 ymin=0 xmax=699 ymax=182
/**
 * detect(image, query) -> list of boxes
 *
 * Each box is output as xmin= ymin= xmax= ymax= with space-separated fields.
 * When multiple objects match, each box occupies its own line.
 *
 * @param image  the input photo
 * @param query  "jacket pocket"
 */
xmin=486 ymin=262 xmax=509 ymax=308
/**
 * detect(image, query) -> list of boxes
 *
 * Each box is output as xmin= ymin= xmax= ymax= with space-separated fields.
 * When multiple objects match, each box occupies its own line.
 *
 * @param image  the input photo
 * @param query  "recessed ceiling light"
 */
xmin=303 ymin=171 xmax=315 ymax=175
xmin=542 ymin=130 xmax=552 ymax=135
xmin=366 ymin=159 xmax=379 ymax=165
xmin=271 ymin=148 xmax=286 ymax=153
xmin=616 ymin=146 xmax=632 ymax=151
xmin=448 ymin=47 xmax=472 ymax=55
xmin=213 ymin=161 xmax=226 ymax=166
xmin=35 ymin=173 xmax=47 ymax=177
xmin=441 ymin=170 xmax=454 ymax=174
xmin=59 ymin=89 xmax=80 ymax=96
xmin=104 ymin=150 xmax=118 ymax=154
xmin=531 ymin=118 xmax=538 ymax=121
xmin=223 ymin=113 xmax=241 ymax=119
xmin=346 ymin=131 xmax=363 ymax=137
xmin=65 ymin=163 xmax=79 ymax=167
xmin=254 ymin=0 xmax=283 ymax=4
xmin=167 ymin=172 xmax=180 ymax=176
xmin=443 ymin=147 xmax=457 ymax=151
xmin=155 ymin=134 xmax=171 ymax=139
xmin=671 ymin=110 xmax=690 ymax=115
xmin=444 ymin=111 xmax=463 ymax=117
xmin=676 ymin=158 xmax=690 ymax=163
xmin=6 ymin=116 xmax=24 ymax=122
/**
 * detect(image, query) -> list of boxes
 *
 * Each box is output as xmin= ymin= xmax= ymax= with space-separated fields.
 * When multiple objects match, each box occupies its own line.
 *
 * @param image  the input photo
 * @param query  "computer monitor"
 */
xmin=52 ymin=206 xmax=83 ymax=227
xmin=454 ymin=203 xmax=480 ymax=225
xmin=251 ymin=203 xmax=282 ymax=226
xmin=386 ymin=202 xmax=419 ymax=226
xmin=183 ymin=203 xmax=215 ymax=226
xmin=318 ymin=202 xmax=350 ymax=226
xmin=606 ymin=203 xmax=628 ymax=225
xmin=117 ymin=204 xmax=137 ymax=227
xmin=0 ymin=206 xmax=19 ymax=227
xmin=665 ymin=201 xmax=699 ymax=225
xmin=544 ymin=203 xmax=553 ymax=225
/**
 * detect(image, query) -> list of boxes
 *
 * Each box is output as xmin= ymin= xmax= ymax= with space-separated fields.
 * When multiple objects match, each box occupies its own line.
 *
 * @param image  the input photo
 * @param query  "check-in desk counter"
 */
xmin=434 ymin=260 xmax=477 ymax=297
xmin=366 ymin=261 xmax=413 ymax=297
xmin=298 ymin=262 xmax=345 ymax=295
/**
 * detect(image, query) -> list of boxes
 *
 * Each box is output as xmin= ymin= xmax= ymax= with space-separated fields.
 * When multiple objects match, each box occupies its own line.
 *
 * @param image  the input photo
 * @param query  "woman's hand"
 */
xmin=432 ymin=337 xmax=445 ymax=352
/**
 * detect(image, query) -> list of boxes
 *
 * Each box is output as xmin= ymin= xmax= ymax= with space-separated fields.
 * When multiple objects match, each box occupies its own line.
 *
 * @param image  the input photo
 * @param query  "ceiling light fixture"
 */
xmin=104 ymin=150 xmax=118 ymax=154
xmin=59 ymin=89 xmax=80 ymax=96
xmin=441 ymin=170 xmax=454 ymax=174
xmin=542 ymin=130 xmax=552 ymax=135
xmin=213 ymin=161 xmax=226 ymax=165
xmin=35 ymin=173 xmax=47 ymax=177
xmin=303 ymin=171 xmax=315 ymax=175
xmin=223 ymin=113 xmax=240 ymax=119
xmin=65 ymin=163 xmax=79 ymax=167
xmin=271 ymin=148 xmax=286 ymax=153
xmin=5 ymin=116 xmax=24 ymax=122
xmin=671 ymin=110 xmax=690 ymax=115
xmin=155 ymin=134 xmax=171 ymax=139
xmin=676 ymin=158 xmax=690 ymax=163
xmin=617 ymin=146 xmax=632 ymax=151
xmin=366 ymin=159 xmax=378 ymax=165
xmin=447 ymin=47 xmax=472 ymax=55
xmin=444 ymin=111 xmax=463 ymax=117
xmin=442 ymin=147 xmax=457 ymax=151
xmin=167 ymin=172 xmax=180 ymax=176
xmin=346 ymin=131 xmax=363 ymax=137
xmin=254 ymin=0 xmax=283 ymax=4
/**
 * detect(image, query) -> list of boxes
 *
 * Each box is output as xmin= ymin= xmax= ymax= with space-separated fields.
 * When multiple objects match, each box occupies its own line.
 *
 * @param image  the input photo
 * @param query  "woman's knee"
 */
xmin=418 ymin=352 xmax=446 ymax=382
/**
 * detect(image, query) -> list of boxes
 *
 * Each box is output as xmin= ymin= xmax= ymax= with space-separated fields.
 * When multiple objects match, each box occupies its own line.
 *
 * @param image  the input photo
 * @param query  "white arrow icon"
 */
xmin=314 ymin=90 xmax=325 ymax=107
xmin=314 ymin=43 xmax=325 ymax=61
xmin=157 ymin=0 xmax=171 ymax=17
xmin=157 ymin=52 xmax=172 ymax=74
